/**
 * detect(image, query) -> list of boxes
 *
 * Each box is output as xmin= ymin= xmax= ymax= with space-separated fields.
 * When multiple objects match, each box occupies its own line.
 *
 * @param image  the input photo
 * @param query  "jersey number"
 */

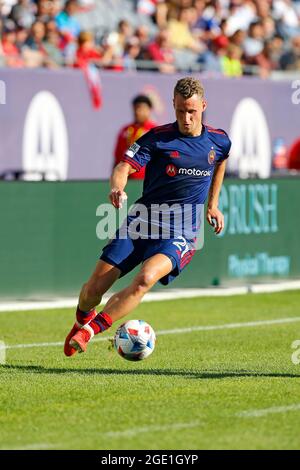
xmin=173 ymin=236 xmax=189 ymax=258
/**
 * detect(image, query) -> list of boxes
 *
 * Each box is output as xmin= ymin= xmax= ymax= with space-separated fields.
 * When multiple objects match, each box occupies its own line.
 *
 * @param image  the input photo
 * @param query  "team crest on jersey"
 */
xmin=166 ymin=164 xmax=178 ymax=177
xmin=170 ymin=151 xmax=180 ymax=158
xmin=125 ymin=142 xmax=140 ymax=158
xmin=208 ymin=148 xmax=216 ymax=165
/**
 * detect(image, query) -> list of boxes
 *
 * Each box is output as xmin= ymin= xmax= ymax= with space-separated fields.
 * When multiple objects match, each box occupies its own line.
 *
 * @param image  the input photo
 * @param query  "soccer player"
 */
xmin=64 ymin=76 xmax=231 ymax=356
xmin=113 ymin=94 xmax=156 ymax=180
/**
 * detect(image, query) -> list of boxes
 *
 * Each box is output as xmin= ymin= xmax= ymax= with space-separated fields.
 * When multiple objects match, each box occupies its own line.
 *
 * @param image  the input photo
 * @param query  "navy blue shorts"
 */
xmin=100 ymin=233 xmax=196 ymax=286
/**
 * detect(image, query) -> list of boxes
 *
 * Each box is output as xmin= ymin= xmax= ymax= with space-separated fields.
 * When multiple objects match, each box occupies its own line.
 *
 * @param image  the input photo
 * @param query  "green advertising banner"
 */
xmin=0 ymin=178 xmax=298 ymax=299
xmin=194 ymin=179 xmax=298 ymax=287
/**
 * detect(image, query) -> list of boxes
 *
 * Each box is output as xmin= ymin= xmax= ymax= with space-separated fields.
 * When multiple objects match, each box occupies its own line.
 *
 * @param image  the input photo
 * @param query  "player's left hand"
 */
xmin=206 ymin=206 xmax=224 ymax=235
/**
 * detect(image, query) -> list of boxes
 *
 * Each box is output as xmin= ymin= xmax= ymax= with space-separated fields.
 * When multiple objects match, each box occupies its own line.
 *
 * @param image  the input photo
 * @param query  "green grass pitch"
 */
xmin=1 ymin=291 xmax=300 ymax=450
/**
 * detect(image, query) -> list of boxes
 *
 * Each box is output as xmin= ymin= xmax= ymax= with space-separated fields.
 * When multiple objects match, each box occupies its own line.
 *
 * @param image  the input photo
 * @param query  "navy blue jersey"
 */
xmin=121 ymin=122 xmax=231 ymax=240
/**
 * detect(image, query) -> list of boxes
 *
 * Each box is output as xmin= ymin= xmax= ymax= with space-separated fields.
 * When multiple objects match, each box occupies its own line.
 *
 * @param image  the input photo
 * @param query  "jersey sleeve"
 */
xmin=121 ymin=129 xmax=154 ymax=173
xmin=218 ymin=131 xmax=232 ymax=162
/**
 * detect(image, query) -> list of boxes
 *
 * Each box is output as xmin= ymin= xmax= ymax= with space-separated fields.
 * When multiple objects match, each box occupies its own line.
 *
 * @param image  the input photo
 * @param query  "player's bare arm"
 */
xmin=109 ymin=162 xmax=135 ymax=208
xmin=206 ymin=159 xmax=226 ymax=235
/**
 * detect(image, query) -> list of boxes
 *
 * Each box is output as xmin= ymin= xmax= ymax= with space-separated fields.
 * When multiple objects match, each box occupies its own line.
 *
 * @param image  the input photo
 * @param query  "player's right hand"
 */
xmin=109 ymin=189 xmax=128 ymax=209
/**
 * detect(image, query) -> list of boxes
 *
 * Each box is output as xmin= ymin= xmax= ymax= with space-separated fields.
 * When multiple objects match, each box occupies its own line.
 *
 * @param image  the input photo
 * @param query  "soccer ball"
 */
xmin=114 ymin=319 xmax=156 ymax=361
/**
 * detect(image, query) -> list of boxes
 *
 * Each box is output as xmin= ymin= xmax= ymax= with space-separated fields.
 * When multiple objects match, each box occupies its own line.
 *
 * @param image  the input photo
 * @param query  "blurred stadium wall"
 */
xmin=0 ymin=69 xmax=300 ymax=180
xmin=0 ymin=178 xmax=298 ymax=299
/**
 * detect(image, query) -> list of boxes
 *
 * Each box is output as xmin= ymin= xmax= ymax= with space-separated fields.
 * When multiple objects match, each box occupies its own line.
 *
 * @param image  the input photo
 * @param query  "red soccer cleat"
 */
xmin=69 ymin=325 xmax=94 ymax=354
xmin=64 ymin=311 xmax=96 ymax=357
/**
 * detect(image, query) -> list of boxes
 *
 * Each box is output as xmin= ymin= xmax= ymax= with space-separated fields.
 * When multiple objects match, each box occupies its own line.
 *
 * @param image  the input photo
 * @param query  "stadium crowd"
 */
xmin=0 ymin=0 xmax=300 ymax=76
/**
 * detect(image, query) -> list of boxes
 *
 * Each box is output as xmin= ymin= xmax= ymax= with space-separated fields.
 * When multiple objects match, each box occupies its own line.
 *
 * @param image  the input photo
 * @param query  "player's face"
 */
xmin=173 ymin=93 xmax=207 ymax=136
xmin=133 ymin=103 xmax=152 ymax=125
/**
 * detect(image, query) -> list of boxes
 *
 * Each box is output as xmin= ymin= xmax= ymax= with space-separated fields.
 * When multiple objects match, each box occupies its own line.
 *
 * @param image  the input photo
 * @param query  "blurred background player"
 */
xmin=113 ymin=94 xmax=156 ymax=180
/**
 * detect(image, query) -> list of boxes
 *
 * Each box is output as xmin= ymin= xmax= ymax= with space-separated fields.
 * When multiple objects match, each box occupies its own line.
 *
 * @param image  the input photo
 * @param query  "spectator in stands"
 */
xmin=147 ymin=28 xmax=176 ymax=73
xmin=198 ymin=35 xmax=228 ymax=73
xmin=260 ymin=35 xmax=285 ymax=71
xmin=136 ymin=25 xmax=150 ymax=45
xmin=37 ymin=0 xmax=60 ymax=22
xmin=43 ymin=26 xmax=64 ymax=68
xmin=15 ymin=22 xmax=28 ymax=46
xmin=288 ymin=138 xmax=300 ymax=170
xmin=221 ymin=42 xmax=243 ymax=77
xmin=9 ymin=0 xmax=35 ymax=29
xmin=45 ymin=18 xmax=59 ymax=35
xmin=253 ymin=41 xmax=277 ymax=77
xmin=0 ymin=0 xmax=299 ymax=75
xmin=74 ymin=30 xmax=105 ymax=69
xmin=135 ymin=25 xmax=151 ymax=59
xmin=225 ymin=0 xmax=257 ymax=36
xmin=261 ymin=15 xmax=277 ymax=41
xmin=1 ymin=19 xmax=24 ymax=67
xmin=55 ymin=0 xmax=81 ymax=40
xmin=22 ymin=19 xmax=48 ymax=66
xmin=230 ymin=29 xmax=247 ymax=48
xmin=167 ymin=6 xmax=204 ymax=53
xmin=280 ymin=34 xmax=300 ymax=69
xmin=273 ymin=0 xmax=300 ymax=38
xmin=154 ymin=0 xmax=169 ymax=28
xmin=243 ymin=20 xmax=265 ymax=63
xmin=167 ymin=6 xmax=205 ymax=70
xmin=106 ymin=19 xmax=133 ymax=60
xmin=103 ymin=19 xmax=134 ymax=71
xmin=123 ymin=36 xmax=143 ymax=71
xmin=25 ymin=20 xmax=46 ymax=51
xmin=137 ymin=0 xmax=168 ymax=29
xmin=137 ymin=0 xmax=158 ymax=17
xmin=0 ymin=32 xmax=4 ymax=66
xmin=255 ymin=0 xmax=271 ymax=18
xmin=191 ymin=0 xmax=222 ymax=42
xmin=114 ymin=94 xmax=156 ymax=180
xmin=272 ymin=34 xmax=285 ymax=60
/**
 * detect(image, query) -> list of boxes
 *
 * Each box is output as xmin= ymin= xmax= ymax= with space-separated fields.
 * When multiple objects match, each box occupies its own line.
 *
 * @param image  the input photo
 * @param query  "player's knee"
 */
xmin=135 ymin=271 xmax=156 ymax=294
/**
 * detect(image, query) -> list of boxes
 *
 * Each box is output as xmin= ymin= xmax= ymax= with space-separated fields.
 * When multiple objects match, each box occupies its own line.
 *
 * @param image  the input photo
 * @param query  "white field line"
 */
xmin=1 ymin=443 xmax=57 ymax=450
xmin=3 ymin=403 xmax=300 ymax=448
xmin=0 ymin=424 xmax=200 ymax=450
xmin=0 ymin=341 xmax=5 ymax=364
xmin=92 ymin=403 xmax=300 ymax=438
xmin=237 ymin=404 xmax=300 ymax=418
xmin=0 ymin=289 xmax=246 ymax=313
xmin=1 ymin=316 xmax=300 ymax=351
xmin=1 ymin=280 xmax=300 ymax=313
xmin=103 ymin=421 xmax=201 ymax=438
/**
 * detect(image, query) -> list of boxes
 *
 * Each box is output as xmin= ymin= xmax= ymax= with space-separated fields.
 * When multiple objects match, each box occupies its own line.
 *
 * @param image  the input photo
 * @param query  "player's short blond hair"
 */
xmin=174 ymin=77 xmax=205 ymax=99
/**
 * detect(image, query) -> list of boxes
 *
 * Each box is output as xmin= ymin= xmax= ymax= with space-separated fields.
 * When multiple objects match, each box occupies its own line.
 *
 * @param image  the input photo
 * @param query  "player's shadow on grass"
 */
xmin=1 ymin=364 xmax=300 ymax=379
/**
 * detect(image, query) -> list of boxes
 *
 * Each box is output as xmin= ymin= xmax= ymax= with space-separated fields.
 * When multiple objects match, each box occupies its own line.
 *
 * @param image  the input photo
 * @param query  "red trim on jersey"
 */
xmin=206 ymin=125 xmax=226 ymax=136
xmin=121 ymin=156 xmax=142 ymax=171
xmin=208 ymin=130 xmax=226 ymax=135
xmin=153 ymin=123 xmax=174 ymax=134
